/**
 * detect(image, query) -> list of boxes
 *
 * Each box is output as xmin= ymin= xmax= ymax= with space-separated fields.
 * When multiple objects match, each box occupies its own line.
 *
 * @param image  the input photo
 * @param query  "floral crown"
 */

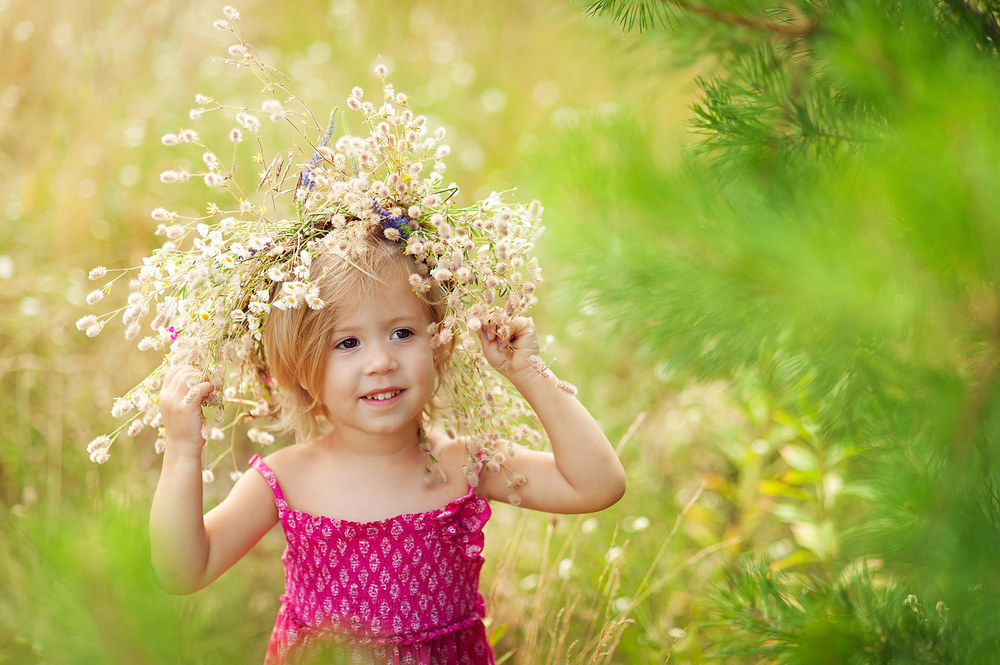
xmin=78 ymin=6 xmax=568 ymax=497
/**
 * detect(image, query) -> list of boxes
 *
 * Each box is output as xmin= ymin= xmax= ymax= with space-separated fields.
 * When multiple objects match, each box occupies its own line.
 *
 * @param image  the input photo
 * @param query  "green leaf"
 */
xmin=770 ymin=502 xmax=812 ymax=524
xmin=779 ymin=444 xmax=817 ymax=473
xmin=757 ymin=480 xmax=810 ymax=501
xmin=488 ymin=622 xmax=507 ymax=646
xmin=770 ymin=548 xmax=820 ymax=571
xmin=790 ymin=520 xmax=838 ymax=561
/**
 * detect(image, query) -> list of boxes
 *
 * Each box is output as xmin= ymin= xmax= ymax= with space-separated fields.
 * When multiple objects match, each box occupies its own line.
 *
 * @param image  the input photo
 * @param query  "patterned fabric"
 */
xmin=249 ymin=455 xmax=495 ymax=665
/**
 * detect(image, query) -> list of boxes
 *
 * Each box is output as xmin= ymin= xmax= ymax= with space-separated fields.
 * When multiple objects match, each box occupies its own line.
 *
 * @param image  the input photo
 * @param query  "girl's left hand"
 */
xmin=478 ymin=316 xmax=540 ymax=386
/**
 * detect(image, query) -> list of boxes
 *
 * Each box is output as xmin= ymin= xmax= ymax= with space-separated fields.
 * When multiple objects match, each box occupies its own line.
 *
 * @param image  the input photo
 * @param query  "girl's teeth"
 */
xmin=366 ymin=391 xmax=399 ymax=401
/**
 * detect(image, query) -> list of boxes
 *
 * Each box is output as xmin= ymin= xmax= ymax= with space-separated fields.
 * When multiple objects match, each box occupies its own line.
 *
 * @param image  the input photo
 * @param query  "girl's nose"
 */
xmin=364 ymin=342 xmax=398 ymax=374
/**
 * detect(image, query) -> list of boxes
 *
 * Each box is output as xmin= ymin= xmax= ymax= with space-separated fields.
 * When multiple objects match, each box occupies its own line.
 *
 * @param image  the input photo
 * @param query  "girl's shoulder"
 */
xmin=258 ymin=441 xmax=317 ymax=480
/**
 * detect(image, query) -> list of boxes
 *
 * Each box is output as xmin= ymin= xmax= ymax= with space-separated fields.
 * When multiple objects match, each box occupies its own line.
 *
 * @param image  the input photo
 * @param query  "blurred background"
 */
xmin=5 ymin=0 xmax=1000 ymax=663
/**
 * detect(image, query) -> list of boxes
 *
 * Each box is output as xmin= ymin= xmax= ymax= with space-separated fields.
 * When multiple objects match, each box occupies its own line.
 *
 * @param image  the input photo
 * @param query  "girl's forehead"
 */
xmin=334 ymin=271 xmax=429 ymax=326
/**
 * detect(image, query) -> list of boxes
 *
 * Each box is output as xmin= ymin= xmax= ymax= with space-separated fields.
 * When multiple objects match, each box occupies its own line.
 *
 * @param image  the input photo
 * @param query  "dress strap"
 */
xmin=248 ymin=454 xmax=288 ymax=519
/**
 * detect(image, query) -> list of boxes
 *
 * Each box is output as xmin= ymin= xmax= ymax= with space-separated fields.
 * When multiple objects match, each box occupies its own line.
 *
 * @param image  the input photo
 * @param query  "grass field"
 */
xmin=0 ymin=1 xmax=803 ymax=662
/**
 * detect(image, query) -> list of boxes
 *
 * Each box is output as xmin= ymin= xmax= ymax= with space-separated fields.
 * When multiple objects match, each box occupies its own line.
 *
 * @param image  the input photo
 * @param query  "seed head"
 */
xmin=87 ymin=435 xmax=112 ymax=454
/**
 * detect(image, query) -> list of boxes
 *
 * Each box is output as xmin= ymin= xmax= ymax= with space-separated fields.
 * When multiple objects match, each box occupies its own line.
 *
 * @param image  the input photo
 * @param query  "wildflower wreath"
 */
xmin=79 ymin=6 xmax=571 ymax=497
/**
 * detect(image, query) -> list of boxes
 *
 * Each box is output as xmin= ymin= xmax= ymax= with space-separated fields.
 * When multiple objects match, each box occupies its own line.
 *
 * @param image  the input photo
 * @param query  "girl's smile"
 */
xmin=359 ymin=388 xmax=405 ymax=404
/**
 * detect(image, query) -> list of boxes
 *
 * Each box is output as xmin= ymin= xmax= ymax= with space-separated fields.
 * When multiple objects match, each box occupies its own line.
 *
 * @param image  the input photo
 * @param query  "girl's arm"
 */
xmin=149 ymin=365 xmax=278 ymax=595
xmin=476 ymin=318 xmax=627 ymax=513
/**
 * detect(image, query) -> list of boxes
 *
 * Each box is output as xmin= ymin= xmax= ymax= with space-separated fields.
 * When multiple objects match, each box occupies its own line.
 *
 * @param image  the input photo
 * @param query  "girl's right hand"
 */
xmin=159 ymin=365 xmax=215 ymax=459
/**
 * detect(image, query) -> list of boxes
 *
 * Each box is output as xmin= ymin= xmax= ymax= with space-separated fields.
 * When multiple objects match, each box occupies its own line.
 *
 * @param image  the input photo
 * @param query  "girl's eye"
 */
xmin=335 ymin=337 xmax=359 ymax=350
xmin=391 ymin=329 xmax=413 ymax=340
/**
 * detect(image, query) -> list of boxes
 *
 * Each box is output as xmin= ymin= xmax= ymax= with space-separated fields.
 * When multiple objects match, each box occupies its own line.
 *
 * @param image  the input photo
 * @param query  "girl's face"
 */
xmin=321 ymin=269 xmax=437 ymax=441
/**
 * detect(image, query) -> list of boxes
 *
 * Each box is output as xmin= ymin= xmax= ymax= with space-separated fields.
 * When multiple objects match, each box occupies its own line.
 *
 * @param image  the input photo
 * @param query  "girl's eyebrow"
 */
xmin=331 ymin=314 xmax=421 ymax=335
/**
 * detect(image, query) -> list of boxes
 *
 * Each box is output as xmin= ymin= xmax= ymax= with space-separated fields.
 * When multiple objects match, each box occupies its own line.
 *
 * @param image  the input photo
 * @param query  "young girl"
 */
xmin=149 ymin=231 xmax=627 ymax=664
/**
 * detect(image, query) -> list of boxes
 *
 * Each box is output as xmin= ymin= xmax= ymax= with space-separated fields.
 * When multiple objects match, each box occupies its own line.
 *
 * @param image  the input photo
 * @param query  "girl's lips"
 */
xmin=359 ymin=389 xmax=405 ymax=406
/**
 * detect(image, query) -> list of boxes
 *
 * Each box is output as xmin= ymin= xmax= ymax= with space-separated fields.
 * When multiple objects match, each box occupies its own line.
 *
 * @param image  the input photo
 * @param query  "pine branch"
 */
xmin=665 ymin=0 xmax=819 ymax=36
xmin=944 ymin=0 xmax=1000 ymax=45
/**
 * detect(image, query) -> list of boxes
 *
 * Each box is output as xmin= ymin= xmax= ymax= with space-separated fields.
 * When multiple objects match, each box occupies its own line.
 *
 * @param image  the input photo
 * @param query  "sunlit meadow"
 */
xmin=0 ymin=1 xmax=817 ymax=662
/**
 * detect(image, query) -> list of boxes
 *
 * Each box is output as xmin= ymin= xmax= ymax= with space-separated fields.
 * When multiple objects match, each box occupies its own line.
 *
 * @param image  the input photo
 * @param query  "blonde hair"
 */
xmin=263 ymin=232 xmax=447 ymax=443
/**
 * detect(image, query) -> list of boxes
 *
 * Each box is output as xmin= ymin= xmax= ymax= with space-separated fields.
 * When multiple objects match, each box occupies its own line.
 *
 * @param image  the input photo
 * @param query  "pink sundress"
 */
xmin=248 ymin=455 xmax=495 ymax=665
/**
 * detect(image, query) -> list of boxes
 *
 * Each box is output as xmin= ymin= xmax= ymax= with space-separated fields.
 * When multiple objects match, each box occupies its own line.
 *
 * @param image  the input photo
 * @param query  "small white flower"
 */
xmin=88 ymin=266 xmax=107 ymax=280
xmin=431 ymin=268 xmax=452 ymax=283
xmin=630 ymin=516 xmax=650 ymax=531
xmin=223 ymin=5 xmax=240 ymax=20
xmin=160 ymin=170 xmax=180 ymax=184
xmin=261 ymin=99 xmax=281 ymax=113
xmin=202 ymin=469 xmax=215 ymax=483
xmin=258 ymin=431 xmax=275 ymax=446
xmin=282 ymin=281 xmax=307 ymax=296
xmin=247 ymin=428 xmax=261 ymax=443
xmin=230 ymin=309 xmax=246 ymax=321
xmin=306 ymin=293 xmax=325 ymax=310
xmin=195 ymin=93 xmax=211 ymax=104
xmin=229 ymin=128 xmax=243 ymax=143
xmin=86 ymin=324 xmax=102 ymax=338
xmin=248 ymin=300 xmax=269 ymax=315
xmin=204 ymin=172 xmax=222 ymax=187
xmin=293 ymin=265 xmax=310 ymax=279
xmin=179 ymin=129 xmax=198 ymax=143
xmin=209 ymin=427 xmax=225 ymax=441
xmin=189 ymin=108 xmax=204 ymax=121
xmin=151 ymin=207 xmax=177 ymax=221
xmin=230 ymin=471 xmax=243 ymax=481
xmin=374 ymin=63 xmax=388 ymax=77
xmin=111 ymin=398 xmax=134 ymax=419
xmin=161 ymin=133 xmax=181 ymax=146
xmin=214 ymin=19 xmax=228 ymax=30
xmin=558 ymin=558 xmax=573 ymax=579
xmin=235 ymin=112 xmax=260 ymax=132
xmin=267 ymin=267 xmax=284 ymax=281
xmin=202 ymin=152 xmax=220 ymax=170
xmin=137 ymin=336 xmax=157 ymax=351
xmin=229 ymin=44 xmax=248 ymax=58
xmin=86 ymin=289 xmax=104 ymax=305
xmin=87 ymin=435 xmax=112 ymax=454
xmin=90 ymin=449 xmax=110 ymax=464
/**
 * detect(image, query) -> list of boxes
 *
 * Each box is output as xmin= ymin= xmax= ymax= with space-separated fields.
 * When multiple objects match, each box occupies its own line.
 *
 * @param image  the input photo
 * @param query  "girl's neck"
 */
xmin=321 ymin=421 xmax=423 ymax=462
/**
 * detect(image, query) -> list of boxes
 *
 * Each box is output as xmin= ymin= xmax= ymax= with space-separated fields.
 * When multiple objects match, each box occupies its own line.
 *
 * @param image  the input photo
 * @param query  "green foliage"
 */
xmin=707 ymin=559 xmax=1000 ymax=664
xmin=536 ymin=0 xmax=1000 ymax=661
